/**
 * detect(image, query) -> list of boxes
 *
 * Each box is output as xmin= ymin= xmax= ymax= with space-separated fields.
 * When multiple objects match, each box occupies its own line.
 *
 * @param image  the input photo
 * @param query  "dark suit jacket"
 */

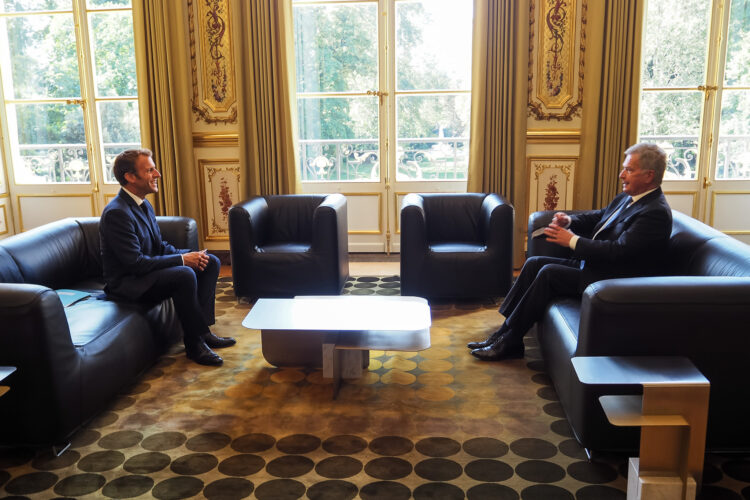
xmin=570 ymin=188 xmax=672 ymax=286
xmin=100 ymin=189 xmax=189 ymax=298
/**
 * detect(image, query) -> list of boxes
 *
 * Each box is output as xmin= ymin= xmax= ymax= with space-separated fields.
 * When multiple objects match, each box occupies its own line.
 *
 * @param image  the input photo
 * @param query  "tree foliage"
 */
xmin=1 ymin=6 xmax=139 ymax=181
xmin=293 ymin=2 xmax=469 ymax=145
xmin=639 ymin=0 xmax=750 ymax=179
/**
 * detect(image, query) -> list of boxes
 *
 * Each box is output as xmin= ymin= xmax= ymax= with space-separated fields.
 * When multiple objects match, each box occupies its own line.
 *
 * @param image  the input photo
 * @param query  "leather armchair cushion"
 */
xmin=265 ymin=195 xmax=326 ymax=243
xmin=422 ymin=193 xmax=485 ymax=243
xmin=66 ymin=299 xmax=146 ymax=347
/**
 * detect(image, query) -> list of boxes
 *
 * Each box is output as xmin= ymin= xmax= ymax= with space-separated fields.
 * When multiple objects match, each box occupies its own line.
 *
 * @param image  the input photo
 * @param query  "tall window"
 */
xmin=639 ymin=0 xmax=750 ymax=181
xmin=0 ymin=0 xmax=140 ymax=186
xmin=292 ymin=0 xmax=472 ymax=183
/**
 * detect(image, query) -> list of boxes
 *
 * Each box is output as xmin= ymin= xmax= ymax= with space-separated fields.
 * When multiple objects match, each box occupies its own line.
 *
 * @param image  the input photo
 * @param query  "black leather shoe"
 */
xmin=186 ymin=340 xmax=223 ymax=366
xmin=203 ymin=332 xmax=236 ymax=349
xmin=470 ymin=333 xmax=524 ymax=361
xmin=467 ymin=326 xmax=506 ymax=350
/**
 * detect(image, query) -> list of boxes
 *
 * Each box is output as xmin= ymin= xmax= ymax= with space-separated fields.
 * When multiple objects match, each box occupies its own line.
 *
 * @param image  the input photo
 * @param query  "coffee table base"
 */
xmin=261 ymin=330 xmax=369 ymax=370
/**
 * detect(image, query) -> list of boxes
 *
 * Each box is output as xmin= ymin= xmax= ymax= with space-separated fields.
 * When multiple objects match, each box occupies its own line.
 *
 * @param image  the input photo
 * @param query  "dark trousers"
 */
xmin=141 ymin=254 xmax=221 ymax=345
xmin=499 ymin=256 xmax=582 ymax=342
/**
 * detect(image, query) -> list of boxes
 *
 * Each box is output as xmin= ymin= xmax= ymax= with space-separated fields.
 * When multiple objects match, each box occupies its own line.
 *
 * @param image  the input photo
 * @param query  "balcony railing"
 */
xmin=299 ymin=137 xmax=469 ymax=182
xmin=640 ymin=135 xmax=750 ymax=180
xmin=16 ymin=143 xmax=140 ymax=184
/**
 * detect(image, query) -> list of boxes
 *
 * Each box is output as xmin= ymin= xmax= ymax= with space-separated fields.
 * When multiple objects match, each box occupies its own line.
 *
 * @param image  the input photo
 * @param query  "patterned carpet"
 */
xmin=2 ymin=276 xmax=750 ymax=499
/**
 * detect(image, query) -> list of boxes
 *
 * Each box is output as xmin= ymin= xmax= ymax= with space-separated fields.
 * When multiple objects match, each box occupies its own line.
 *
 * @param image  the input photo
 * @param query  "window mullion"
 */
xmin=71 ymin=0 xmax=101 ymax=195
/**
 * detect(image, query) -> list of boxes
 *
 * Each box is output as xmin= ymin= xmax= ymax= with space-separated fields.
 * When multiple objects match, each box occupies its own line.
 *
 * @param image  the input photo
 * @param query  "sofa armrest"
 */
xmin=312 ymin=194 xmax=349 ymax=290
xmin=576 ymin=276 xmax=750 ymax=356
xmin=400 ymin=194 xmax=428 ymax=296
xmin=401 ymin=193 xmax=426 ymax=251
xmin=527 ymin=210 xmax=595 ymax=259
xmin=229 ymin=196 xmax=270 ymax=258
xmin=482 ymin=193 xmax=514 ymax=249
xmin=0 ymin=284 xmax=82 ymax=443
xmin=312 ymin=193 xmax=347 ymax=253
xmin=156 ymin=216 xmax=199 ymax=251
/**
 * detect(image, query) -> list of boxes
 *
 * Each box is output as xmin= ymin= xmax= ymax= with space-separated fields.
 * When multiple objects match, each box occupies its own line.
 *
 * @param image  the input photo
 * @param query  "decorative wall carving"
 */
xmin=528 ymin=0 xmax=586 ymax=121
xmin=198 ymin=159 xmax=241 ymax=240
xmin=527 ymin=157 xmax=576 ymax=220
xmin=189 ymin=0 xmax=238 ymax=124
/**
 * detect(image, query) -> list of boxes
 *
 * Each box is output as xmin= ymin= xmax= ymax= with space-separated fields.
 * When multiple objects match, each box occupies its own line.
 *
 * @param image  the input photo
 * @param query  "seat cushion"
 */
xmin=65 ymin=298 xmax=147 ymax=347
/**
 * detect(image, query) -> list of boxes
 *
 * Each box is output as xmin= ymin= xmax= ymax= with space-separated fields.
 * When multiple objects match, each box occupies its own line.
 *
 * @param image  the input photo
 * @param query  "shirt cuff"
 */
xmin=569 ymin=235 xmax=579 ymax=250
xmin=181 ymin=254 xmax=185 ymax=265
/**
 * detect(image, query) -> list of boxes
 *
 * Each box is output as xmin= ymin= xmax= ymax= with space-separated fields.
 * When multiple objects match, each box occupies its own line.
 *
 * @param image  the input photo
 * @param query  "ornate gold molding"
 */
xmin=192 ymin=133 xmax=240 ymax=148
xmin=710 ymin=190 xmax=750 ymax=233
xmin=17 ymin=193 xmax=95 ymax=232
xmin=188 ymin=0 xmax=238 ymax=124
xmin=0 ymin=204 xmax=8 ymax=236
xmin=342 ymin=192 xmax=383 ymax=235
xmin=526 ymin=129 xmax=581 ymax=143
xmin=528 ymin=0 xmax=587 ymax=121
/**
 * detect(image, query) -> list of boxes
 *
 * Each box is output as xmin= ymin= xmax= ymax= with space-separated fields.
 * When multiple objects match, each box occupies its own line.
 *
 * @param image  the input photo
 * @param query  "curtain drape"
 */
xmin=580 ymin=0 xmax=644 ymax=207
xmin=233 ymin=0 xmax=299 ymax=197
xmin=467 ymin=0 xmax=527 ymax=208
xmin=132 ymin=1 xmax=197 ymax=218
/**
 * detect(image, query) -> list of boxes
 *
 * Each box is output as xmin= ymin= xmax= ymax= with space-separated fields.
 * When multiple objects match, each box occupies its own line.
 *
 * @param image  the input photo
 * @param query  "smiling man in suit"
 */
xmin=100 ymin=148 xmax=235 ymax=366
xmin=468 ymin=143 xmax=672 ymax=361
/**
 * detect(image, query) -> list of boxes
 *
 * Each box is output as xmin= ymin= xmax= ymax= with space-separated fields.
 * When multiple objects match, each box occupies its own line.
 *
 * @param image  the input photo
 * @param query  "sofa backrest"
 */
xmin=0 ymin=218 xmax=97 ymax=288
xmin=666 ymin=210 xmax=750 ymax=277
xmin=421 ymin=193 xmax=486 ymax=243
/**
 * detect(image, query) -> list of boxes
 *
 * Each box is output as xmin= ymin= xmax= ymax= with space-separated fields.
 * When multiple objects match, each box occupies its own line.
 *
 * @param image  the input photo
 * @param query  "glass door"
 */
xmin=639 ymin=0 xmax=750 ymax=243
xmin=293 ymin=0 xmax=473 ymax=253
xmin=0 ymin=0 xmax=140 ymax=231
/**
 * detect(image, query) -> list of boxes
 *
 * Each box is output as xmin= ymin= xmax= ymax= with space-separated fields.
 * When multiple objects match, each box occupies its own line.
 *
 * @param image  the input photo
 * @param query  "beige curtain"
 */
xmin=233 ymin=0 xmax=299 ymax=197
xmin=132 ymin=1 xmax=198 ymax=218
xmin=467 ymin=0 xmax=527 ymax=207
xmin=580 ymin=0 xmax=644 ymax=207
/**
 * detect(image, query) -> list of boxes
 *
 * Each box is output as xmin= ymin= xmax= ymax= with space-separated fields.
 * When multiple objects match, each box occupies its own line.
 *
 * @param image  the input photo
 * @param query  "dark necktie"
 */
xmin=592 ymin=197 xmax=631 ymax=240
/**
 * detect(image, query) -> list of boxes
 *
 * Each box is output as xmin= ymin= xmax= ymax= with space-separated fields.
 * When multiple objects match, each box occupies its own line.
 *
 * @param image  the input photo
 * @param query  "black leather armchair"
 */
xmin=228 ymin=194 xmax=349 ymax=298
xmin=400 ymin=193 xmax=514 ymax=299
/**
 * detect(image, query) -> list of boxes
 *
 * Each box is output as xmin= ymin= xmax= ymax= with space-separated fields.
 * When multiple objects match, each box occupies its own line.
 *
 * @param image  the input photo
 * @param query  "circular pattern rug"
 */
xmin=0 ymin=276 xmax=746 ymax=499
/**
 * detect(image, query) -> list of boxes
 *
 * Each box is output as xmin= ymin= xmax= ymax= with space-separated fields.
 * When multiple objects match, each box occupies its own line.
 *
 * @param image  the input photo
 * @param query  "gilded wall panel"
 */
xmin=527 ymin=156 xmax=576 ymax=221
xmin=189 ymin=0 xmax=238 ymax=124
xmin=198 ymin=159 xmax=241 ymax=240
xmin=528 ymin=0 xmax=586 ymax=121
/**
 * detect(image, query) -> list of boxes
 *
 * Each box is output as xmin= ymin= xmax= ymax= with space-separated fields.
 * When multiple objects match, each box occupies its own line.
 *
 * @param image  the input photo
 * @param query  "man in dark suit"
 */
xmin=469 ymin=143 xmax=672 ymax=361
xmin=100 ymin=148 xmax=235 ymax=366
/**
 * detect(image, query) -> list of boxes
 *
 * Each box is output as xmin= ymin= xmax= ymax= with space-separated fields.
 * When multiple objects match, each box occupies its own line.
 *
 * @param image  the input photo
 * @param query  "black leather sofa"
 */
xmin=0 ymin=216 xmax=197 ymax=448
xmin=400 ymin=193 xmax=514 ymax=299
xmin=528 ymin=209 xmax=750 ymax=452
xmin=228 ymin=194 xmax=349 ymax=298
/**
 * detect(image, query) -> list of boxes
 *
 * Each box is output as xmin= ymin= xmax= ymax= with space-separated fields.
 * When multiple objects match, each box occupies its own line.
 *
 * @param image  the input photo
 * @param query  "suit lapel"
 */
xmin=597 ymin=188 xmax=664 ymax=238
xmin=120 ymin=190 xmax=159 ymax=253
xmin=592 ymin=194 xmax=629 ymax=235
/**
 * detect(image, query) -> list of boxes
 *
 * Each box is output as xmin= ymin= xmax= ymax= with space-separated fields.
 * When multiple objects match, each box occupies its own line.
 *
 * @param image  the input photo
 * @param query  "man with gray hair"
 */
xmin=469 ymin=143 xmax=672 ymax=361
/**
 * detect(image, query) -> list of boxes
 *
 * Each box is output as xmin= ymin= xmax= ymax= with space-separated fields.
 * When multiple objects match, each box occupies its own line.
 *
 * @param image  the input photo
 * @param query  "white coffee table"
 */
xmin=242 ymin=296 xmax=431 ymax=397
